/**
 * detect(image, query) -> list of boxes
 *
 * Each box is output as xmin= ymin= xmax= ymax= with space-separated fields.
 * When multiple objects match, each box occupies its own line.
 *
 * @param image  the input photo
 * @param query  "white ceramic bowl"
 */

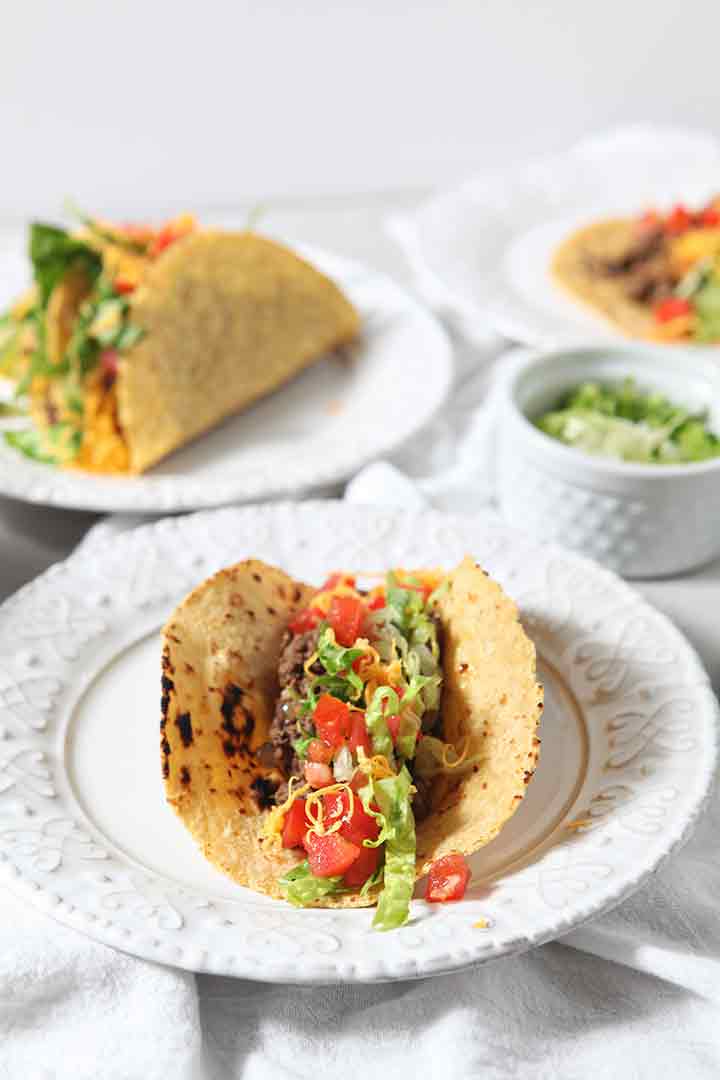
xmin=496 ymin=346 xmax=720 ymax=578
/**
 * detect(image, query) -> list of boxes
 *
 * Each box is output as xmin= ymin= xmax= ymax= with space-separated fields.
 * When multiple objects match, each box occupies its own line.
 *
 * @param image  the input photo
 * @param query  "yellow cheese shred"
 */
xmin=260 ymin=777 xmax=310 ymax=847
xmin=305 ymin=783 xmax=354 ymax=838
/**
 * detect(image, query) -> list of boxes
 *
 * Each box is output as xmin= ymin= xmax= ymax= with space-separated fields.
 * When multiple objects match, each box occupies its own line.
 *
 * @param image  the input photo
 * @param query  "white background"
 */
xmin=1 ymin=0 xmax=719 ymax=220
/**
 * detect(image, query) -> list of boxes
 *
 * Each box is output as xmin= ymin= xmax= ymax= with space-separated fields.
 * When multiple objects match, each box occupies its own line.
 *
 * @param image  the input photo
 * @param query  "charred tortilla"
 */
xmin=160 ymin=556 xmax=543 ymax=907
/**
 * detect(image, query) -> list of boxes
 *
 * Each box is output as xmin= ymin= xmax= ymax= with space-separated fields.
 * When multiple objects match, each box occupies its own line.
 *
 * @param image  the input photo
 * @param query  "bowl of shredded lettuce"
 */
xmin=535 ymin=378 xmax=720 ymax=465
xmin=496 ymin=345 xmax=720 ymax=577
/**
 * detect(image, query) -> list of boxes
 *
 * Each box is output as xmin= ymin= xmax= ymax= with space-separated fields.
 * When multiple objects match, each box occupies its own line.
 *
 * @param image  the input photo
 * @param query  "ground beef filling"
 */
xmin=584 ymin=224 xmax=677 ymax=305
xmin=264 ymin=617 xmax=443 ymax=822
xmin=264 ymin=627 xmax=321 ymax=802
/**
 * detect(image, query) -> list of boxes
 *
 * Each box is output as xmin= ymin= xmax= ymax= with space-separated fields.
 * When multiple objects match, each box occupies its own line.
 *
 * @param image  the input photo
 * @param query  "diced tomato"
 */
xmin=149 ymin=218 xmax=194 ymax=258
xmin=288 ymin=607 xmax=324 ymax=635
xmin=281 ymin=798 xmax=309 ymax=849
xmin=113 ymin=277 xmax=136 ymax=295
xmin=348 ymin=711 xmax=372 ymax=756
xmin=665 ymin=204 xmax=692 ymax=236
xmin=322 ymin=572 xmax=356 ymax=590
xmin=305 ymin=831 xmax=360 ymax=877
xmin=386 ymin=714 xmax=401 ymax=745
xmin=323 ymin=789 xmax=379 ymax=846
xmin=304 ymin=762 xmax=334 ymax=788
xmin=700 ymin=207 xmax=720 ymax=227
xmin=101 ymin=349 xmax=119 ymax=377
xmin=367 ymin=593 xmax=386 ymax=611
xmin=313 ymin=695 xmax=352 ymax=748
xmin=327 ymin=594 xmax=365 ymax=647
xmin=425 ymin=853 xmax=471 ymax=903
xmin=307 ymin=738 xmax=334 ymax=765
xmin=350 ymin=768 xmax=369 ymax=794
xmin=654 ymin=297 xmax=693 ymax=323
xmin=342 ymin=843 xmax=380 ymax=888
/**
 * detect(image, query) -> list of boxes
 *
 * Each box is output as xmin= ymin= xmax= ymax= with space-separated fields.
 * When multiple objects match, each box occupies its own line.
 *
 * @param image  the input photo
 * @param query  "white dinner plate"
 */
xmin=0 ymin=238 xmax=451 ymax=512
xmin=0 ymin=501 xmax=715 ymax=982
xmin=396 ymin=126 xmax=720 ymax=351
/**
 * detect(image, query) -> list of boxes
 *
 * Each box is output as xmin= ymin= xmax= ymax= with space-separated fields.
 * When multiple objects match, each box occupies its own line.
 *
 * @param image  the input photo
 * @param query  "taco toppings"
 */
xmin=552 ymin=195 xmax=720 ymax=344
xmin=261 ymin=568 xmax=459 ymax=927
xmin=160 ymin=556 xmax=542 ymax=931
xmin=0 ymin=209 xmax=359 ymax=473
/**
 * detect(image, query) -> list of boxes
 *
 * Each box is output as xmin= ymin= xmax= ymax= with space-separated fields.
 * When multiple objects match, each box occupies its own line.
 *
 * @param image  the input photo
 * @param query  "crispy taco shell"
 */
xmin=118 ymin=232 xmax=360 ymax=472
xmin=552 ymin=220 xmax=658 ymax=338
xmin=161 ymin=556 xmax=542 ymax=907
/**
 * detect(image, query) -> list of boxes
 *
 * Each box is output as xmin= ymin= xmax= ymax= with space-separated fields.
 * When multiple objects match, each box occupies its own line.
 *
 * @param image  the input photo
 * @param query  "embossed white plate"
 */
xmin=0 ymin=240 xmax=451 ymax=512
xmin=0 ymin=502 xmax=716 ymax=982
xmin=396 ymin=126 xmax=720 ymax=351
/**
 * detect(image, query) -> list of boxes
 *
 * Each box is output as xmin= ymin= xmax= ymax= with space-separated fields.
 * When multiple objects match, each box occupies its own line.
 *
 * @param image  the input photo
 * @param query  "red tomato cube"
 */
xmin=327 ymin=595 xmax=364 ymax=646
xmin=307 ymin=739 xmax=334 ymax=764
xmin=288 ymin=607 xmax=324 ymax=635
xmin=343 ymin=842 xmax=380 ymax=888
xmin=281 ymin=798 xmax=309 ymax=849
xmin=425 ymin=853 xmax=470 ymax=903
xmin=323 ymin=789 xmax=379 ymax=847
xmin=306 ymin=832 xmax=360 ymax=877
xmin=348 ymin=712 xmax=372 ymax=757
xmin=313 ymin=695 xmax=352 ymax=747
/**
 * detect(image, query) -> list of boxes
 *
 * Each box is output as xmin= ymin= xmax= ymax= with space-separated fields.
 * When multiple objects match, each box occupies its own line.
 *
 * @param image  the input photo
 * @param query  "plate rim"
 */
xmin=0 ymin=500 xmax=716 ymax=982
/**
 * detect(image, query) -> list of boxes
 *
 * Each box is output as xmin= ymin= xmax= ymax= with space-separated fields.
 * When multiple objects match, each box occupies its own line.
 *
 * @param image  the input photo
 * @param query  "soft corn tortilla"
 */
xmin=117 ymin=231 xmax=360 ymax=473
xmin=161 ymin=556 xmax=543 ymax=907
xmin=552 ymin=220 xmax=657 ymax=338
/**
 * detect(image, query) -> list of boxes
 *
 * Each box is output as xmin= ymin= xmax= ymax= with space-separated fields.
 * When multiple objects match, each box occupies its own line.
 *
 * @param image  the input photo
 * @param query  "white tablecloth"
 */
xmin=0 ymin=200 xmax=718 ymax=1079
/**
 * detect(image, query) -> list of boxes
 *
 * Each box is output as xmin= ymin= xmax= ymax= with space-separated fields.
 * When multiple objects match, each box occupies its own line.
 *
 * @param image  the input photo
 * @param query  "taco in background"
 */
xmin=0 ymin=212 xmax=360 ymax=472
xmin=552 ymin=197 xmax=720 ymax=344
xmin=160 ymin=556 xmax=542 ymax=930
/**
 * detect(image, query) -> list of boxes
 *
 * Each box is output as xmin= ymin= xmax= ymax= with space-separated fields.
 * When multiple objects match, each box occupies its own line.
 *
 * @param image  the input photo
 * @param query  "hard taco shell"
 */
xmin=118 ymin=231 xmax=360 ymax=472
xmin=161 ymin=556 xmax=542 ymax=907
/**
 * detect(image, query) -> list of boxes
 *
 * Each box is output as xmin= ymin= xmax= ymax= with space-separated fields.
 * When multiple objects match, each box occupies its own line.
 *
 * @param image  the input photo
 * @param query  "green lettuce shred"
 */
xmin=371 ymin=766 xmax=416 ymax=931
xmin=365 ymin=686 xmax=399 ymax=759
xmin=280 ymin=861 xmax=342 ymax=907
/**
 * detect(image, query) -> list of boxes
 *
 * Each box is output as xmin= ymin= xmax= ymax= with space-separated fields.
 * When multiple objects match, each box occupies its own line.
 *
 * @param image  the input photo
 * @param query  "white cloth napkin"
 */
xmin=2 ymin=279 xmax=720 ymax=1080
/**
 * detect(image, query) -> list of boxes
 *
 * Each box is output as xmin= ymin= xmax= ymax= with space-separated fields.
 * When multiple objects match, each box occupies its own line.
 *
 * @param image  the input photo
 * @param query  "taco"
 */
xmin=0 ymin=212 xmax=360 ymax=472
xmin=552 ymin=197 xmax=720 ymax=344
xmin=160 ymin=556 xmax=543 ymax=930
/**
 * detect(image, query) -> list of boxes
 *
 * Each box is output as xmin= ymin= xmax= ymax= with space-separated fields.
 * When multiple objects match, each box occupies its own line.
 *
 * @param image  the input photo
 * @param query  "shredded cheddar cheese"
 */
xmin=305 ymin=783 xmax=354 ymax=838
xmin=356 ymin=748 xmax=396 ymax=781
xmin=260 ymin=778 xmax=310 ymax=847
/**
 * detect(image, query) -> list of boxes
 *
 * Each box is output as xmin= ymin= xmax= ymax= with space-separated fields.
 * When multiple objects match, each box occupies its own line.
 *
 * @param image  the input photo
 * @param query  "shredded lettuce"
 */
xmin=280 ymin=861 xmax=342 ymax=906
xmin=694 ymin=277 xmax=720 ymax=343
xmin=371 ymin=766 xmax=416 ymax=931
xmin=308 ymin=626 xmax=365 ymax=703
xmin=4 ymin=428 xmax=58 ymax=463
xmin=365 ymin=686 xmax=399 ymax=759
xmin=292 ymin=733 xmax=314 ymax=760
xmin=29 ymin=222 xmax=101 ymax=307
xmin=536 ymin=378 xmax=720 ymax=464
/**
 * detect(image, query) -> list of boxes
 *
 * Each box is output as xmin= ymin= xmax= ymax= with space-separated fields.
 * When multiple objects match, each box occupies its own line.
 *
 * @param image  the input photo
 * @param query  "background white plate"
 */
xmin=398 ymin=126 xmax=720 ymax=350
xmin=0 ymin=240 xmax=451 ymax=512
xmin=0 ymin=501 xmax=715 ymax=982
